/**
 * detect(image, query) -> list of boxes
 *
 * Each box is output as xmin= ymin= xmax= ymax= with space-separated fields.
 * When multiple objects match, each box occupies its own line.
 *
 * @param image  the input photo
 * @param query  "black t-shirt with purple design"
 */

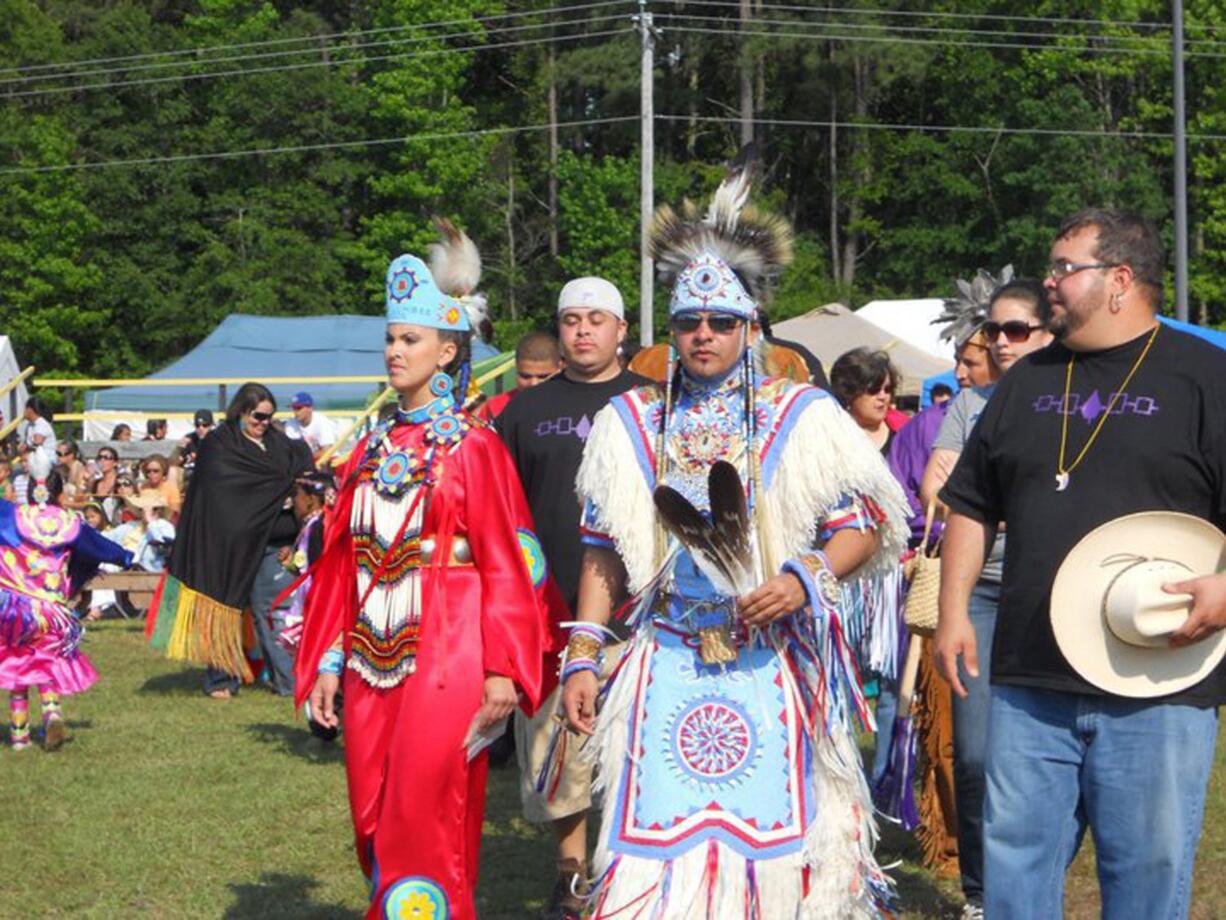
xmin=941 ymin=325 xmax=1226 ymax=706
xmin=496 ymin=369 xmax=651 ymax=612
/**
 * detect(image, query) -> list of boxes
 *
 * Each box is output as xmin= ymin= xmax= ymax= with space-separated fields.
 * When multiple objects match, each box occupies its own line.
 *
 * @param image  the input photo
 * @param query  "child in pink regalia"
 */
xmin=0 ymin=458 xmax=132 ymax=751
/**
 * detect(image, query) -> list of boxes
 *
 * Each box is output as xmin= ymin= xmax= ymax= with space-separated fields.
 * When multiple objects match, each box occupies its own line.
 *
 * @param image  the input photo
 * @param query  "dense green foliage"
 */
xmin=1 ymin=1 xmax=1222 ymax=382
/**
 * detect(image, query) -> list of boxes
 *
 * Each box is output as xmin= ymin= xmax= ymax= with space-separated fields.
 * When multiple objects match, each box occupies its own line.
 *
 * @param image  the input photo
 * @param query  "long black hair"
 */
xmin=225 ymin=382 xmax=277 ymax=424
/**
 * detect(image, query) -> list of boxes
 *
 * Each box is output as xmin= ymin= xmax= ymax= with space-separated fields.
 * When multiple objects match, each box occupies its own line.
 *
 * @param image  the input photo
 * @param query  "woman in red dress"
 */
xmin=296 ymin=231 xmax=555 ymax=920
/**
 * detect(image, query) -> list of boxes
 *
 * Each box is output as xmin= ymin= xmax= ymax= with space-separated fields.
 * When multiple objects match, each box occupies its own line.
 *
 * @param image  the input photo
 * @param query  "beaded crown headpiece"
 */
xmin=385 ymin=254 xmax=470 ymax=332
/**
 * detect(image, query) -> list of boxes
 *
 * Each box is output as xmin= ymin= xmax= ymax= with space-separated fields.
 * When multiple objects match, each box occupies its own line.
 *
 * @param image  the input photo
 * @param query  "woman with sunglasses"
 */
xmin=53 ymin=439 xmax=90 ymax=508
xmin=295 ymin=229 xmax=555 ymax=920
xmin=140 ymin=454 xmax=181 ymax=516
xmin=147 ymin=382 xmax=312 ymax=700
xmin=91 ymin=449 xmax=120 ymax=499
xmin=920 ymin=278 xmax=1051 ymax=920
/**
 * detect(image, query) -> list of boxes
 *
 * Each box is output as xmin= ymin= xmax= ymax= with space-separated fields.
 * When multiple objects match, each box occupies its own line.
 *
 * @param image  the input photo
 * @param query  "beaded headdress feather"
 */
xmin=650 ymin=144 xmax=793 ymax=318
xmin=429 ymin=217 xmax=490 ymax=340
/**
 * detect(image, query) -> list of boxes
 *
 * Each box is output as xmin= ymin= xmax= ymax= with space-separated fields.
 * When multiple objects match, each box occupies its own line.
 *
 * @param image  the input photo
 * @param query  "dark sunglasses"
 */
xmin=670 ymin=314 xmax=744 ymax=335
xmin=97 ymin=454 xmax=117 ymax=462
xmin=982 ymin=320 xmax=1044 ymax=344
xmin=249 ymin=410 xmax=274 ymax=422
xmin=56 ymin=449 xmax=74 ymax=458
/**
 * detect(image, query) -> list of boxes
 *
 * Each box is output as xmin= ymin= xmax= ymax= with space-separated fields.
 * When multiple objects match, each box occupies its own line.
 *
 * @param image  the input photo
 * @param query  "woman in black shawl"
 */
xmin=147 ymin=383 xmax=312 ymax=698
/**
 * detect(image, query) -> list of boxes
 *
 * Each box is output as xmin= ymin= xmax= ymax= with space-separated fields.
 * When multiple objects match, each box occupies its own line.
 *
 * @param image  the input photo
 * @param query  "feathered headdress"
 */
xmin=650 ymin=144 xmax=793 ymax=318
xmin=933 ymin=265 xmax=1014 ymax=348
xmin=429 ymin=217 xmax=490 ymax=341
xmin=26 ymin=451 xmax=52 ymax=507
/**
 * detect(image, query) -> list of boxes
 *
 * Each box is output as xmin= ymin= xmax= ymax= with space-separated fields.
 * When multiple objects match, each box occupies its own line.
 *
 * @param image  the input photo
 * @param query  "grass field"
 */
xmin=1 ymin=620 xmax=1223 ymax=918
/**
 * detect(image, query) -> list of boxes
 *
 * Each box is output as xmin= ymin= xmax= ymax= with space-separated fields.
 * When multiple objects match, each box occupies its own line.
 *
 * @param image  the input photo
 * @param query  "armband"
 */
xmin=318 ymin=648 xmax=345 ymax=676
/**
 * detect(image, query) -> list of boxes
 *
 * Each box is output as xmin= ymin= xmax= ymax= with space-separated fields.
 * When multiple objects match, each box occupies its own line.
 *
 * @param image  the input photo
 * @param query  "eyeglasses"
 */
xmin=1047 ymin=259 xmax=1118 ymax=281
xmin=249 ymin=410 xmax=274 ymax=423
xmin=982 ymin=320 xmax=1045 ymax=343
xmin=670 ymin=314 xmax=744 ymax=335
xmin=195 ymin=421 xmax=211 ymax=429
xmin=97 ymin=454 xmax=117 ymax=462
xmin=56 ymin=449 xmax=73 ymax=458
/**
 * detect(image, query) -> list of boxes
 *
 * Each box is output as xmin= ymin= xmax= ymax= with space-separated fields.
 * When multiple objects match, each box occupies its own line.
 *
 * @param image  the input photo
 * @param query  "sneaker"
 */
xmin=961 ymin=903 xmax=985 ymax=920
xmin=541 ymin=858 xmax=586 ymax=920
xmin=43 ymin=715 xmax=65 ymax=752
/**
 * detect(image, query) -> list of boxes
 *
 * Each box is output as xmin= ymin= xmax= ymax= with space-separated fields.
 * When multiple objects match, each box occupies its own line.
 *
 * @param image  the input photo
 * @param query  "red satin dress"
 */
xmin=296 ymin=412 xmax=557 ymax=920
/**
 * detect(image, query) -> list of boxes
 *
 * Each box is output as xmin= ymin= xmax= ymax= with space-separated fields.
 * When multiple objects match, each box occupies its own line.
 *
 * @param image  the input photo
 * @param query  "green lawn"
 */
xmin=0 ymin=620 xmax=1222 ymax=918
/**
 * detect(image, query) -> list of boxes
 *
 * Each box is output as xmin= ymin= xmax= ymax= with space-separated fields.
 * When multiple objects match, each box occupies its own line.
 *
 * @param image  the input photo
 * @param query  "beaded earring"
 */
xmin=428 ymin=369 xmax=454 ymax=398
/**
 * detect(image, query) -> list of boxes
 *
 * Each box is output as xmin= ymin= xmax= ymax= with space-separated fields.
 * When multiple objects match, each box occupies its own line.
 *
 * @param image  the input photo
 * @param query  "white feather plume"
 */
xmin=428 ymin=216 xmax=482 ymax=299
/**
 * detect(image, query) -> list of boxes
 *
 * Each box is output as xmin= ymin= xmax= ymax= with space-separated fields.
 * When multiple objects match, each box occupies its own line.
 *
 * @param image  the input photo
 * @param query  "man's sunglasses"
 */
xmin=249 ymin=410 xmax=274 ymax=422
xmin=981 ymin=320 xmax=1044 ymax=344
xmin=670 ymin=314 xmax=744 ymax=335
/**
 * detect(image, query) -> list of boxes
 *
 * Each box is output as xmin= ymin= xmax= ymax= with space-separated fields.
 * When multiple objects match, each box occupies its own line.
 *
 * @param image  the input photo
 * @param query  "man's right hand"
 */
xmin=561 ymin=670 xmax=599 ymax=736
xmin=933 ymin=612 xmax=978 ymax=699
xmin=308 ymin=672 xmax=341 ymax=728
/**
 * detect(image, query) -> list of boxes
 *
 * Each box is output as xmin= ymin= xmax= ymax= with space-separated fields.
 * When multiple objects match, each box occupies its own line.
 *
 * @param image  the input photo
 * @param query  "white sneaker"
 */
xmin=960 ymin=904 xmax=985 ymax=920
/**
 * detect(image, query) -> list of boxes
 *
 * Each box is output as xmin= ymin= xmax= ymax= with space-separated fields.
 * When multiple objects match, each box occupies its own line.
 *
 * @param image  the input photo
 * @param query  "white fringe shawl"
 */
xmin=574 ymin=386 xmax=911 ymax=593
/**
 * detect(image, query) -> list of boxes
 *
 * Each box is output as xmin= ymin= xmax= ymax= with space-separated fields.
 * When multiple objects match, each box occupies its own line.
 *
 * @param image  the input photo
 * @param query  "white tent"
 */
xmin=855 ymin=298 xmax=953 ymax=362
xmin=774 ymin=303 xmax=953 ymax=397
xmin=0 ymin=336 xmax=30 ymax=427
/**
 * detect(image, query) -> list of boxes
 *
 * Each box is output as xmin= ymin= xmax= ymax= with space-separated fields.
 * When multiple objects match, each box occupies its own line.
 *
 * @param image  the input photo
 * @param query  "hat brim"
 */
xmin=1050 ymin=512 xmax=1226 ymax=698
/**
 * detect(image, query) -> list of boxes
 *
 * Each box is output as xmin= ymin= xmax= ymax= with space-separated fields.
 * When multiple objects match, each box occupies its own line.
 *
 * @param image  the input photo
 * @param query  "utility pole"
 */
xmin=637 ymin=0 xmax=655 ymax=345
xmin=739 ymin=0 xmax=753 ymax=145
xmin=1173 ymin=0 xmax=1190 ymax=323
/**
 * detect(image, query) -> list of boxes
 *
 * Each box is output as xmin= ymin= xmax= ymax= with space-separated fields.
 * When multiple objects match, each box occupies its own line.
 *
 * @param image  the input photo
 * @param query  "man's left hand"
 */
xmin=738 ymin=573 xmax=806 ymax=627
xmin=1165 ymin=573 xmax=1226 ymax=647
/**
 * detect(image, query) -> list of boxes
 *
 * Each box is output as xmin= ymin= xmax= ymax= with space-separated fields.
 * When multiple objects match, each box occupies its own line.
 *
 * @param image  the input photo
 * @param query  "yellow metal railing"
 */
xmin=35 ymin=375 xmax=387 ymax=387
xmin=0 ymin=366 xmax=34 ymax=399
xmin=0 ymin=417 xmax=19 ymax=441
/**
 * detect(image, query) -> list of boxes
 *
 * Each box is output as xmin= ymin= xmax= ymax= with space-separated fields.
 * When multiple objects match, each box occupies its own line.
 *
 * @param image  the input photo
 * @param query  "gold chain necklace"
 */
xmin=1055 ymin=322 xmax=1160 ymax=491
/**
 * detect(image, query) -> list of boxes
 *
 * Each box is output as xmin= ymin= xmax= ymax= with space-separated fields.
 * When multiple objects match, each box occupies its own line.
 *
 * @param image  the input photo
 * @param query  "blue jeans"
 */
xmin=984 ymin=685 xmax=1217 ymax=919
xmin=201 ymin=546 xmax=296 ymax=697
xmin=871 ymin=677 xmax=898 ymax=783
xmin=950 ymin=579 xmax=999 ymax=905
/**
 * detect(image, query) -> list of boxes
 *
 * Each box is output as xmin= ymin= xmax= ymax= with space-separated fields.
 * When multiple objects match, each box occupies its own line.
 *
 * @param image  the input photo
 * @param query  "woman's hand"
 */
xmin=474 ymin=674 xmax=518 ymax=733
xmin=308 ymin=673 xmax=341 ymax=728
xmin=561 ymin=669 xmax=600 ymax=736
xmin=737 ymin=573 xmax=806 ymax=627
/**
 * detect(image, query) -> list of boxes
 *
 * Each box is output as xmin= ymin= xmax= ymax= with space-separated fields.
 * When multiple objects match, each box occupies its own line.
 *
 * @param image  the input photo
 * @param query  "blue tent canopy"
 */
xmin=920 ymin=316 xmax=1226 ymax=406
xmin=89 ymin=314 xmax=393 ymax=413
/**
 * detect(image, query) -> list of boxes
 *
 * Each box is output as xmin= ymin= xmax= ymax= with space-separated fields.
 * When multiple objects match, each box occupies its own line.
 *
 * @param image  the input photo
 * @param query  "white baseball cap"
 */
xmin=557 ymin=277 xmax=624 ymax=320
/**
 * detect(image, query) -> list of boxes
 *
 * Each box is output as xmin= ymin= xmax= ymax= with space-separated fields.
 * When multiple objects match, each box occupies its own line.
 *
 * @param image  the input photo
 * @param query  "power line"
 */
xmin=657 ymin=9 xmax=1204 ymax=51
xmin=5 ymin=110 xmax=1222 ymax=177
xmin=659 ymin=112 xmax=1226 ymax=142
xmin=2 ymin=27 xmax=632 ymax=100
xmin=0 ymin=115 xmax=639 ymax=176
xmin=0 ymin=13 xmax=628 ymax=89
xmin=661 ymin=23 xmax=1191 ymax=59
xmin=733 ymin=1 xmax=1214 ymax=35
xmin=0 ymin=0 xmax=632 ymax=77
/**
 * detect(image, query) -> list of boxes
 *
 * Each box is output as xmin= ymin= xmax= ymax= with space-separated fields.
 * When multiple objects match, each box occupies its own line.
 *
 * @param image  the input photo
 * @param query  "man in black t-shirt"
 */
xmin=935 ymin=209 xmax=1226 ymax=919
xmin=497 ymin=276 xmax=650 ymax=920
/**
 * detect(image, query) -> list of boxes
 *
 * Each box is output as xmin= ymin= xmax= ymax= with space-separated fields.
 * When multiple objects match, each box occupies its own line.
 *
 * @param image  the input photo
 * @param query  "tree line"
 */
xmin=2 ymin=0 xmax=1222 ymax=385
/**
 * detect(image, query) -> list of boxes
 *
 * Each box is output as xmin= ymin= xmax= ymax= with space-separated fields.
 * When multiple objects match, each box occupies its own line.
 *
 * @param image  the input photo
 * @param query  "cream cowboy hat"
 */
xmin=1051 ymin=512 xmax=1226 ymax=698
xmin=125 ymin=491 xmax=168 ymax=511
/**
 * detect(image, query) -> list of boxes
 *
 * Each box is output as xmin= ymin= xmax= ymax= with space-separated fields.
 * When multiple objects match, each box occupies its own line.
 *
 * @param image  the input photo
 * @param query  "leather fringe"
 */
xmin=914 ymin=638 xmax=959 ymax=879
